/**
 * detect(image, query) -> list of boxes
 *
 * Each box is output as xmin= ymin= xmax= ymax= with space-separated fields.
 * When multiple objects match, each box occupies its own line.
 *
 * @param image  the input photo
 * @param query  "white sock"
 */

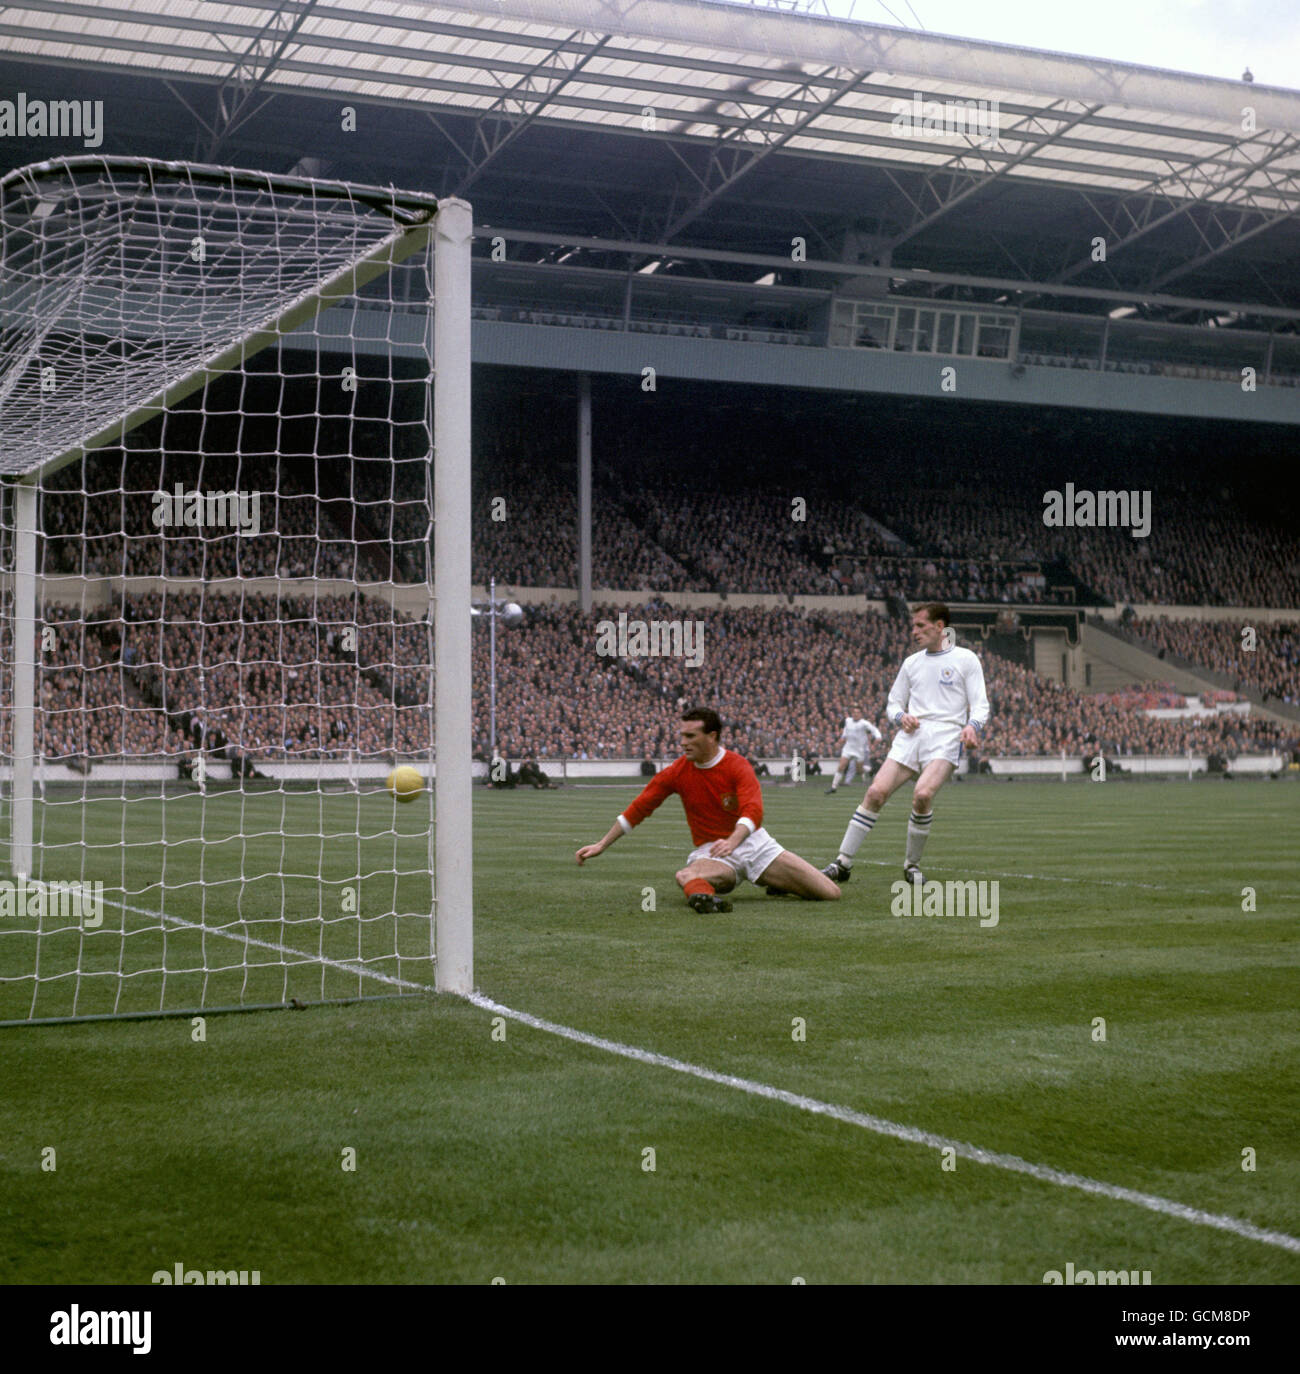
xmin=837 ymin=808 xmax=878 ymax=866
xmin=905 ymin=809 xmax=933 ymax=867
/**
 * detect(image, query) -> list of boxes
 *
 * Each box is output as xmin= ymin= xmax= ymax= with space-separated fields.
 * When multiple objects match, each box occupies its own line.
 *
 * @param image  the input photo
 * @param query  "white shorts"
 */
xmin=841 ymin=747 xmax=866 ymax=762
xmin=687 ymin=826 xmax=785 ymax=886
xmin=887 ymin=720 xmax=963 ymax=773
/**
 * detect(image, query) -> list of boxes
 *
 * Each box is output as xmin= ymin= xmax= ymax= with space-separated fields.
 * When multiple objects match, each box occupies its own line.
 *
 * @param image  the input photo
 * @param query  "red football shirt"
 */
xmin=618 ymin=748 xmax=763 ymax=846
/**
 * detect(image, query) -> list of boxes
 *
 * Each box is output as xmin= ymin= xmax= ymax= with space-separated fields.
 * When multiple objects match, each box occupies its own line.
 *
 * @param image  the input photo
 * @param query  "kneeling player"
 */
xmin=575 ymin=706 xmax=839 ymax=912
xmin=822 ymin=603 xmax=988 ymax=886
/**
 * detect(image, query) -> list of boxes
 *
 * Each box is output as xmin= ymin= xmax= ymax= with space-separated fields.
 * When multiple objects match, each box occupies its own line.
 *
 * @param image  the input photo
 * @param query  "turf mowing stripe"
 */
xmin=848 ymin=856 xmax=1221 ymax=894
xmin=90 ymin=898 xmax=1300 ymax=1257
xmin=634 ymin=842 xmax=1266 ymax=895
xmin=468 ymin=992 xmax=1300 ymax=1257
xmin=818 ymin=856 xmax=1300 ymax=900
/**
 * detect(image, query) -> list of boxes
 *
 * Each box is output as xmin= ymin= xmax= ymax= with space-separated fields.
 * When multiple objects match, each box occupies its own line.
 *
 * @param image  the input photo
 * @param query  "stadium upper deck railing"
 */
xmin=342 ymin=275 xmax=1299 ymax=386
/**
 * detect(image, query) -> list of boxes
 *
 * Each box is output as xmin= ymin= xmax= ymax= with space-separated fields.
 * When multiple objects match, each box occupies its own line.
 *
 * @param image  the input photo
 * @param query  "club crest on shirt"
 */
xmin=721 ymin=793 xmax=737 ymax=811
xmin=940 ymin=666 xmax=956 ymax=682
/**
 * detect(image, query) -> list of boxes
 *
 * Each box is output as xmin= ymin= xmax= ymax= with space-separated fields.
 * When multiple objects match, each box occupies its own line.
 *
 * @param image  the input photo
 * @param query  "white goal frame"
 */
xmin=0 ymin=156 xmax=473 ymax=1011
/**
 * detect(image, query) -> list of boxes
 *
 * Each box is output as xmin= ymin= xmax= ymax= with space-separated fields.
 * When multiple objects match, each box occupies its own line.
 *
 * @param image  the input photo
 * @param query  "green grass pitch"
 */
xmin=1 ymin=778 xmax=1297 ymax=1284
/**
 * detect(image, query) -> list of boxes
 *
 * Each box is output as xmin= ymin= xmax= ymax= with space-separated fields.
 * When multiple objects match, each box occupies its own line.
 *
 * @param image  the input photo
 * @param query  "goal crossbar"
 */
xmin=0 ymin=156 xmax=441 ymax=482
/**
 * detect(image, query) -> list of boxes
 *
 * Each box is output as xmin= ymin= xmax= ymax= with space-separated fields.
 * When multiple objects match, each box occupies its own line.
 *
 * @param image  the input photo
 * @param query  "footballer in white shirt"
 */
xmin=826 ymin=706 xmax=883 ymax=793
xmin=822 ymin=603 xmax=989 ymax=888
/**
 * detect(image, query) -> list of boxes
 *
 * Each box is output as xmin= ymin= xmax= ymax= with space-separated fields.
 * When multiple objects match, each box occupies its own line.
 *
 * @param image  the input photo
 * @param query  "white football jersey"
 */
xmin=842 ymin=716 xmax=882 ymax=753
xmin=887 ymin=646 xmax=990 ymax=733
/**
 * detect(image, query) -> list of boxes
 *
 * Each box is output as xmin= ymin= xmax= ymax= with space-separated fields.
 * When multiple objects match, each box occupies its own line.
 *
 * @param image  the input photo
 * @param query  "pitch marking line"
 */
xmin=104 ymin=896 xmax=429 ymax=992
xmin=469 ymin=992 xmax=1300 ymax=1257
xmin=92 ymin=896 xmax=1300 ymax=1256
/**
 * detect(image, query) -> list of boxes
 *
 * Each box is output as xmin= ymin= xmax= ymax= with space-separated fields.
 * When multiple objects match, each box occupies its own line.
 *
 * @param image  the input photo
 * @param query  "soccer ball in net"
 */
xmin=386 ymin=766 xmax=425 ymax=803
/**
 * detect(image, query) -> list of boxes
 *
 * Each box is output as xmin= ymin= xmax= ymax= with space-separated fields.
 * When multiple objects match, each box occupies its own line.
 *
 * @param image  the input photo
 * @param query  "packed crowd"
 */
xmin=1129 ymin=617 xmax=1300 ymax=705
xmin=6 ymin=593 xmax=433 ymax=761
xmin=30 ymin=605 xmax=189 ymax=760
xmin=473 ymin=602 xmax=690 ymax=761
xmin=1093 ymin=683 xmax=1188 ymax=711
xmin=976 ymin=654 xmax=1289 ymax=758
xmin=1053 ymin=517 xmax=1298 ymax=608
xmin=856 ymin=556 xmax=1050 ymax=603
xmin=472 ymin=602 xmax=1293 ymax=762
xmin=41 ymin=457 xmax=358 ymax=581
xmin=28 ymin=429 xmax=1300 ymax=611
xmin=470 ymin=442 xmax=1299 ymax=609
xmin=6 ymin=598 xmax=1293 ymax=764
xmin=622 ymin=485 xmax=876 ymax=597
xmin=469 ymin=460 xmax=697 ymax=592
xmin=870 ymin=459 xmax=1300 ymax=610
xmin=328 ymin=452 xmax=432 ymax=584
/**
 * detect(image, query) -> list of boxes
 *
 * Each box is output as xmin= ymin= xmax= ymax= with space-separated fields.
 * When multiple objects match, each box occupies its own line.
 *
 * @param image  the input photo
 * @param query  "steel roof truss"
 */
xmin=452 ymin=30 xmax=613 ymax=198
xmin=1052 ymin=130 xmax=1300 ymax=285
xmin=657 ymin=64 xmax=871 ymax=244
xmin=205 ymin=0 xmax=320 ymax=160
xmin=889 ymin=101 xmax=1103 ymax=249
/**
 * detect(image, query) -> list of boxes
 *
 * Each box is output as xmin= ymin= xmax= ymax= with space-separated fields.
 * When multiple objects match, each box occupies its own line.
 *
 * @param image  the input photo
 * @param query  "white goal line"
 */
xmin=468 ymin=992 xmax=1300 ymax=1259
xmin=87 ymin=897 xmax=1300 ymax=1259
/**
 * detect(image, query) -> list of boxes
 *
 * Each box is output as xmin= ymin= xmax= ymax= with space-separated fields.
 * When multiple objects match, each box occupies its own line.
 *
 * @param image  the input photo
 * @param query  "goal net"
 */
xmin=0 ymin=157 xmax=472 ymax=1024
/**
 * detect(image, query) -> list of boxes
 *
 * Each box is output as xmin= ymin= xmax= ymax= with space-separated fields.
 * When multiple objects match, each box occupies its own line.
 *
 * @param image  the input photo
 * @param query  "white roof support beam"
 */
xmin=452 ymin=31 xmax=614 ymax=199
xmin=205 ymin=0 xmax=321 ymax=160
xmin=888 ymin=100 xmax=1103 ymax=249
xmin=1046 ymin=130 xmax=1300 ymax=289
xmin=658 ymin=64 xmax=872 ymax=243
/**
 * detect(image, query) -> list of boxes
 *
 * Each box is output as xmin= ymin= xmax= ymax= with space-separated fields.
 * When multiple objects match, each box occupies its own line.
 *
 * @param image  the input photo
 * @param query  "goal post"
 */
xmin=432 ymin=199 xmax=473 ymax=996
xmin=0 ymin=156 xmax=473 ymax=1023
xmin=10 ymin=479 xmax=36 ymax=886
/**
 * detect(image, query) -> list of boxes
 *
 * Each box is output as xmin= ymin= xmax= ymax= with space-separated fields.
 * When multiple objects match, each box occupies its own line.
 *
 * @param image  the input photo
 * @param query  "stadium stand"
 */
xmin=1129 ymin=618 xmax=1300 ymax=706
xmin=14 ymin=598 xmax=1292 ymax=766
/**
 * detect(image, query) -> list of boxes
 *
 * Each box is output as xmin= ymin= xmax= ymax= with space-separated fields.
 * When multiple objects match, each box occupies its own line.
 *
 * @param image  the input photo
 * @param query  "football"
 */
xmin=386 ymin=765 xmax=424 ymax=803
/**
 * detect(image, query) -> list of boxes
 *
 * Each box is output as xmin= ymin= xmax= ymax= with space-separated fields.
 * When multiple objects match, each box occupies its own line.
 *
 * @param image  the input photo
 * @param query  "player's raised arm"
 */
xmin=620 ymin=759 xmax=680 ymax=830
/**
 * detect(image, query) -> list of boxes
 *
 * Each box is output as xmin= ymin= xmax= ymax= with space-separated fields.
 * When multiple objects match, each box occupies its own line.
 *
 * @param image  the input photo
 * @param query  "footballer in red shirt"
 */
xmin=575 ymin=707 xmax=840 ymax=912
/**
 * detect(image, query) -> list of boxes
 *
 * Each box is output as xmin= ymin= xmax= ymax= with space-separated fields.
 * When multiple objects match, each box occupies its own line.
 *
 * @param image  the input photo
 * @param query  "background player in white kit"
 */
xmin=822 ymin=603 xmax=989 ymax=887
xmin=826 ymin=707 xmax=883 ymax=794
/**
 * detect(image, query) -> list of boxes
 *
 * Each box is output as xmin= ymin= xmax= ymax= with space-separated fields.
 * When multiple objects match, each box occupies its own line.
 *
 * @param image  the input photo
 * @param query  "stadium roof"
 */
xmin=7 ymin=0 xmax=1300 ymax=198
xmin=4 ymin=0 xmax=1299 ymax=308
